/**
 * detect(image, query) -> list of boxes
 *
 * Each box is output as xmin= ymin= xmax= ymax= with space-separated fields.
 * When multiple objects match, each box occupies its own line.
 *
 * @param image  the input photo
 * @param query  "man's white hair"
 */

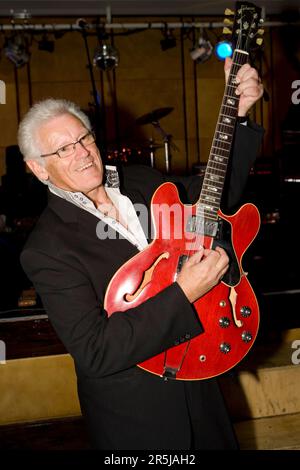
xmin=17 ymin=98 xmax=92 ymax=164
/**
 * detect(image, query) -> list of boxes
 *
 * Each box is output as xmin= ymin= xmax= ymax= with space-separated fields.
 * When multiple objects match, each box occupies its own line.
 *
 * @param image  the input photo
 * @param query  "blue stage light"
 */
xmin=215 ymin=41 xmax=233 ymax=60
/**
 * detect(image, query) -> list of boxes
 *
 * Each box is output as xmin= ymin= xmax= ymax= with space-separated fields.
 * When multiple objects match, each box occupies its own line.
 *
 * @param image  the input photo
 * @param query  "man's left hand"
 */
xmin=224 ymin=57 xmax=264 ymax=117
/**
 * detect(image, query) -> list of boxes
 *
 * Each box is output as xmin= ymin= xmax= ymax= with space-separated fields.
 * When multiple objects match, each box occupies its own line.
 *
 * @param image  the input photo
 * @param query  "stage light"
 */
xmin=93 ymin=43 xmax=119 ymax=71
xmin=190 ymin=37 xmax=213 ymax=64
xmin=38 ymin=35 xmax=55 ymax=53
xmin=93 ymin=44 xmax=119 ymax=71
xmin=4 ymin=35 xmax=30 ymax=68
xmin=160 ymin=29 xmax=176 ymax=51
xmin=10 ymin=9 xmax=31 ymax=20
xmin=215 ymin=40 xmax=233 ymax=60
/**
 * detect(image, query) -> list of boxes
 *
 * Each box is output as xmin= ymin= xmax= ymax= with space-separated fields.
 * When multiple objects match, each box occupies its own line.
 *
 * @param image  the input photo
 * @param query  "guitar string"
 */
xmin=165 ymin=9 xmax=258 ymax=376
xmin=186 ymin=51 xmax=246 ymax=263
xmin=167 ymin=55 xmax=246 ymax=377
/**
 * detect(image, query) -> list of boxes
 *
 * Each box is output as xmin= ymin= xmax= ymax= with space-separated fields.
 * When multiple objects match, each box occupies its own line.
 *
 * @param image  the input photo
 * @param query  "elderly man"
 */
xmin=19 ymin=60 xmax=264 ymax=450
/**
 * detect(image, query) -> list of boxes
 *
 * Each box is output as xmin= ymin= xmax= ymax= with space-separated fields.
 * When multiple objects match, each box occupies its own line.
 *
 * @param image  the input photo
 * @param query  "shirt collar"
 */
xmin=47 ymin=164 xmax=120 ymax=197
xmin=47 ymin=165 xmax=148 ymax=251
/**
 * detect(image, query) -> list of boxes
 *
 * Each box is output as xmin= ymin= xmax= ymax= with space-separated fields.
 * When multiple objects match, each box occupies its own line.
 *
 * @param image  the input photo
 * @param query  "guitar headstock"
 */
xmin=223 ymin=2 xmax=264 ymax=53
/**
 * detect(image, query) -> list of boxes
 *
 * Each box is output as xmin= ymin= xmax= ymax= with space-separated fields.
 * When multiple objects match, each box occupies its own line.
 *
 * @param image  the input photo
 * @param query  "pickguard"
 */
xmin=212 ymin=217 xmax=240 ymax=286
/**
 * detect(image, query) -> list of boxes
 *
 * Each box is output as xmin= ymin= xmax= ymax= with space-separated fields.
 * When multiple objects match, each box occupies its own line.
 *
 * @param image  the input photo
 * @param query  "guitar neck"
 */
xmin=198 ymin=49 xmax=249 ymax=221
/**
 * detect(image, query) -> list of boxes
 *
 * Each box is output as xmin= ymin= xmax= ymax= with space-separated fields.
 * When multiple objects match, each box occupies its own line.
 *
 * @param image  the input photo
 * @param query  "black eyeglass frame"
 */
xmin=39 ymin=131 xmax=96 ymax=159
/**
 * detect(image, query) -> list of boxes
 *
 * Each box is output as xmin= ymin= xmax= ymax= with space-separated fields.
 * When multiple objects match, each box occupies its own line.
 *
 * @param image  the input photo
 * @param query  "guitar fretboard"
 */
xmin=197 ymin=50 xmax=249 ymax=221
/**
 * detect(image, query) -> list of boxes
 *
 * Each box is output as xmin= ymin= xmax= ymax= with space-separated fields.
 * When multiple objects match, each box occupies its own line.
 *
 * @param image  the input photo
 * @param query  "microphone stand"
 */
xmin=79 ymin=22 xmax=106 ymax=156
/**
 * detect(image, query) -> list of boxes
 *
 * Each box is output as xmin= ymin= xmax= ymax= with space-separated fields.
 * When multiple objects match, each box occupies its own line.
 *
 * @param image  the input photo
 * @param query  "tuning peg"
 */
xmin=258 ymin=29 xmax=264 ymax=35
xmin=256 ymin=38 xmax=263 ymax=46
xmin=225 ymin=8 xmax=234 ymax=15
xmin=224 ymin=18 xmax=234 ymax=25
xmin=223 ymin=27 xmax=232 ymax=35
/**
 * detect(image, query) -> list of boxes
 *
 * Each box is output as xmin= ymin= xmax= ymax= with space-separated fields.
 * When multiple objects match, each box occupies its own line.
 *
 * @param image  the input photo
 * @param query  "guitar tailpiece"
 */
xmin=162 ymin=367 xmax=178 ymax=381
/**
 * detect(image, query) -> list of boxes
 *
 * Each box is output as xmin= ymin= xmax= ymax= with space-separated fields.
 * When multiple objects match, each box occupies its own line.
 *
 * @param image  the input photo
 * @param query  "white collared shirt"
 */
xmin=48 ymin=165 xmax=149 ymax=251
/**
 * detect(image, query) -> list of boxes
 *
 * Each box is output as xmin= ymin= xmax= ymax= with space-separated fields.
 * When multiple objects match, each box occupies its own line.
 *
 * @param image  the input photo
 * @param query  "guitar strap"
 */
xmin=163 ymin=342 xmax=191 ymax=380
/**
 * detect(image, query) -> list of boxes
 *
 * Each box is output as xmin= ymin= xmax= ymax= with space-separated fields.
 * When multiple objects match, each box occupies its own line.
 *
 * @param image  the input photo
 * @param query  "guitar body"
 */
xmin=104 ymin=182 xmax=260 ymax=380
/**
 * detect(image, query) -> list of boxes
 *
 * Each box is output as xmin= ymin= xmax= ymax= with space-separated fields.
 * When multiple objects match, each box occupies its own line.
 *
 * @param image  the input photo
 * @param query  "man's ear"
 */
xmin=26 ymin=159 xmax=49 ymax=181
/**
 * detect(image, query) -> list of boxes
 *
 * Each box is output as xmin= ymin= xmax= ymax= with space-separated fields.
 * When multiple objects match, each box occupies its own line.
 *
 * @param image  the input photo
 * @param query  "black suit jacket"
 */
xmin=21 ymin=122 xmax=263 ymax=449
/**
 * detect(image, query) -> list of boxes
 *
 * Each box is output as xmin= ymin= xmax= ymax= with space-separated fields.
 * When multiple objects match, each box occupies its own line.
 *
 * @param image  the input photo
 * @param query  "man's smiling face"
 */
xmin=35 ymin=113 xmax=104 ymax=197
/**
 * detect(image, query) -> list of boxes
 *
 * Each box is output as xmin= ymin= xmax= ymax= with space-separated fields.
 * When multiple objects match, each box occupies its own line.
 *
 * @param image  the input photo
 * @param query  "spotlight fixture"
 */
xmin=190 ymin=37 xmax=213 ymax=64
xmin=160 ymin=29 xmax=176 ymax=51
xmin=4 ymin=35 xmax=30 ymax=68
xmin=10 ymin=9 xmax=31 ymax=20
xmin=215 ymin=40 xmax=233 ymax=60
xmin=93 ymin=43 xmax=119 ymax=71
xmin=38 ymin=35 xmax=55 ymax=53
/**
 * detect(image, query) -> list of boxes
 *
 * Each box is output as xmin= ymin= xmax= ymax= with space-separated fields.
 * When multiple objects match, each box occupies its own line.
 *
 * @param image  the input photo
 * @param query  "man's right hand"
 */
xmin=176 ymin=246 xmax=229 ymax=303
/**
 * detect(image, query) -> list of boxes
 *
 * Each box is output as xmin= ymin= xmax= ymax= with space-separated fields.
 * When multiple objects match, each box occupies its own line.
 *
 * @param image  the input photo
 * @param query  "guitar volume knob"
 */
xmin=219 ymin=317 xmax=230 ymax=328
xmin=242 ymin=331 xmax=253 ymax=343
xmin=240 ymin=306 xmax=251 ymax=317
xmin=220 ymin=342 xmax=231 ymax=354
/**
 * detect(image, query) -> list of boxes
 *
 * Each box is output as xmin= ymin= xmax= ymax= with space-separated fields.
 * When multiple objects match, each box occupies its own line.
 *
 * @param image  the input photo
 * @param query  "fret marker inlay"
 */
xmin=204 ymin=196 xmax=217 ymax=202
xmin=197 ymin=49 xmax=249 ymax=221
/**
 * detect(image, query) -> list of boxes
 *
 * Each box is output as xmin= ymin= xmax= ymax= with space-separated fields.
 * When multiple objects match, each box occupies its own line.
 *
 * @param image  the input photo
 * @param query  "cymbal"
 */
xmin=136 ymin=107 xmax=174 ymax=125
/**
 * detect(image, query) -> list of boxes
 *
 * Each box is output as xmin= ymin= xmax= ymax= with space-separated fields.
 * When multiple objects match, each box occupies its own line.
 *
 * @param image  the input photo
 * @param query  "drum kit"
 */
xmin=106 ymin=106 xmax=178 ymax=173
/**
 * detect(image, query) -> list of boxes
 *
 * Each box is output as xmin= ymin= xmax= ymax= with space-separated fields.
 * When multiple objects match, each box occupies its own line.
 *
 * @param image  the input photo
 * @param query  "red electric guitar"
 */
xmin=105 ymin=3 xmax=264 ymax=380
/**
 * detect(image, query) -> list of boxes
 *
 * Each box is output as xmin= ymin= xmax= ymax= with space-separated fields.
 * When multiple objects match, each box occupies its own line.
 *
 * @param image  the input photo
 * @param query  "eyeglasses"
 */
xmin=40 ymin=131 xmax=96 ymax=159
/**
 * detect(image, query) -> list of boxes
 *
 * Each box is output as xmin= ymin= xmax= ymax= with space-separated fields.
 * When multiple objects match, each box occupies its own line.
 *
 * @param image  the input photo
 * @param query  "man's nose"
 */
xmin=74 ymin=140 xmax=90 ymax=158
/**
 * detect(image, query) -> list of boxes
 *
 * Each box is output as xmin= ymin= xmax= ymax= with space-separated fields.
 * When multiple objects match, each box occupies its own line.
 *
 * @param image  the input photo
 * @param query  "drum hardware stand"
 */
xmin=148 ymin=138 xmax=156 ymax=169
xmin=135 ymin=107 xmax=175 ymax=173
xmin=151 ymin=120 xmax=179 ymax=174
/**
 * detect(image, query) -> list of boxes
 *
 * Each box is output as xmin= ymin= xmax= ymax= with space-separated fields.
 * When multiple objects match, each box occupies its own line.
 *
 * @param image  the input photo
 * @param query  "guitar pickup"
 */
xmin=186 ymin=216 xmax=219 ymax=237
